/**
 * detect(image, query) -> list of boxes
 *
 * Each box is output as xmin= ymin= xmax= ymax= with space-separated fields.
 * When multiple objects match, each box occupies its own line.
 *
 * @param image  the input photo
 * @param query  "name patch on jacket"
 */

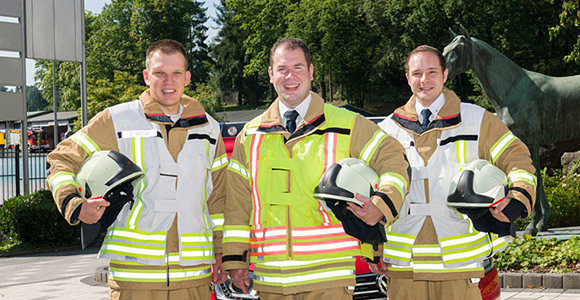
xmin=117 ymin=130 xmax=161 ymax=139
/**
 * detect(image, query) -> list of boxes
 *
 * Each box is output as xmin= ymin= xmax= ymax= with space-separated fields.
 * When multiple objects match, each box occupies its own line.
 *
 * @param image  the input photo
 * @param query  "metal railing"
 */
xmin=0 ymin=145 xmax=48 ymax=204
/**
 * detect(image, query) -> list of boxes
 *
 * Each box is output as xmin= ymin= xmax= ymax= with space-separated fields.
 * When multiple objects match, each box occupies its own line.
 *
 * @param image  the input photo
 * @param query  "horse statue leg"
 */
xmin=524 ymin=145 xmax=552 ymax=235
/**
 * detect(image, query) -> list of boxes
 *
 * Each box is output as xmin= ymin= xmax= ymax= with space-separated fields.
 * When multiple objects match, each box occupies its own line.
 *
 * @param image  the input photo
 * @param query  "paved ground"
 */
xmin=0 ymin=248 xmax=579 ymax=300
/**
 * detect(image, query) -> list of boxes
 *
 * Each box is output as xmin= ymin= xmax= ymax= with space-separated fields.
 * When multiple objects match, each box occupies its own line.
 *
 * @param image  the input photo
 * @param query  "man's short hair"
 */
xmin=146 ymin=39 xmax=188 ymax=70
xmin=405 ymin=45 xmax=446 ymax=73
xmin=269 ymin=37 xmax=312 ymax=67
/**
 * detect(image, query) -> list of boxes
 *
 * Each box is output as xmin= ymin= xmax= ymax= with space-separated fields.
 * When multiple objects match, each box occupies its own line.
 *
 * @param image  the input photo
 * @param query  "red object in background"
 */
xmin=216 ymin=121 xmax=500 ymax=300
xmin=221 ymin=122 xmax=245 ymax=159
xmin=27 ymin=129 xmax=49 ymax=152
xmin=480 ymin=262 xmax=501 ymax=300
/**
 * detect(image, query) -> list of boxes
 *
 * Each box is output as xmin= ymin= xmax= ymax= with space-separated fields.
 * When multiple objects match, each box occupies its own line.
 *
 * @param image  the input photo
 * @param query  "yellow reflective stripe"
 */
xmin=223 ymin=225 xmax=251 ymax=244
xmin=360 ymin=130 xmax=387 ymax=163
xmin=259 ymin=257 xmax=353 ymax=268
xmin=109 ymin=265 xmax=210 ymax=282
xmin=508 ymin=169 xmax=537 ymax=187
xmin=127 ymin=137 xmax=145 ymax=229
xmin=181 ymin=249 xmax=214 ymax=260
xmin=383 ymin=231 xmax=414 ymax=262
xmin=211 ymin=213 xmax=224 ymax=231
xmin=101 ymin=227 xmax=167 ymax=260
xmin=440 ymin=231 xmax=508 ymax=265
xmin=228 ymin=159 xmax=250 ymax=180
xmin=70 ymin=131 xmax=100 ymax=155
xmin=380 ymin=172 xmax=407 ymax=199
xmin=181 ymin=233 xmax=214 ymax=260
xmin=490 ymin=132 xmax=517 ymax=163
xmin=455 ymin=140 xmax=466 ymax=165
xmin=440 ymin=231 xmax=488 ymax=249
xmin=212 ymin=154 xmax=228 ymax=171
xmin=101 ymin=242 xmax=166 ymax=259
xmin=412 ymin=245 xmax=441 ymax=257
xmin=47 ymin=171 xmax=78 ymax=197
xmin=202 ymin=141 xmax=211 ymax=231
xmin=181 ymin=233 xmax=213 ymax=245
xmin=254 ymin=268 xmax=354 ymax=286
xmin=410 ymin=260 xmax=482 ymax=273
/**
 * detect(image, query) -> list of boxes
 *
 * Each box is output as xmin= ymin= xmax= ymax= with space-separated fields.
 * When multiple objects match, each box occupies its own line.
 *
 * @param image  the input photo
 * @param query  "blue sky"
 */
xmin=26 ymin=0 xmax=220 ymax=85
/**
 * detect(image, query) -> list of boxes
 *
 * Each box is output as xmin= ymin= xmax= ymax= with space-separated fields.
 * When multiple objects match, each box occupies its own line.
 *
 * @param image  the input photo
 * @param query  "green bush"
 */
xmin=496 ymin=235 xmax=580 ymax=273
xmin=0 ymin=190 xmax=80 ymax=244
xmin=542 ymin=169 xmax=580 ymax=228
xmin=515 ymin=168 xmax=580 ymax=230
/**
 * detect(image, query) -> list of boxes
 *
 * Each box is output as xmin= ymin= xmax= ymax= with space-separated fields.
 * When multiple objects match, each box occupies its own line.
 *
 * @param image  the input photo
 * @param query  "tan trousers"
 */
xmin=387 ymin=278 xmax=482 ymax=300
xmin=109 ymin=285 xmax=212 ymax=300
xmin=260 ymin=287 xmax=353 ymax=300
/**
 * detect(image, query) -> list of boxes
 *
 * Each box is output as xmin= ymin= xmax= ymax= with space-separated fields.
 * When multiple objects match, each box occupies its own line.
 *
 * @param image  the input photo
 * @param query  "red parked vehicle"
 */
xmin=214 ymin=120 xmax=501 ymax=300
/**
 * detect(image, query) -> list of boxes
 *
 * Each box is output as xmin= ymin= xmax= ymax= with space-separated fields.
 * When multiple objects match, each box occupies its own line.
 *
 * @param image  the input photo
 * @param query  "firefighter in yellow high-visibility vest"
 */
xmin=223 ymin=37 xmax=410 ymax=300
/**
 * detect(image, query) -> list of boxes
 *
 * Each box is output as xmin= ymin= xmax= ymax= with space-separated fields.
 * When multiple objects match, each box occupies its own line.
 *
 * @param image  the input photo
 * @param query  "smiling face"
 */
xmin=406 ymin=51 xmax=449 ymax=107
xmin=268 ymin=46 xmax=314 ymax=109
xmin=143 ymin=50 xmax=191 ymax=115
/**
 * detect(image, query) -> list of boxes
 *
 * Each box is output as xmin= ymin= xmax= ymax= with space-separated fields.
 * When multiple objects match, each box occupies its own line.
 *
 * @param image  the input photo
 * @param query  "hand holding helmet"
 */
xmin=447 ymin=159 xmax=524 ymax=237
xmin=76 ymin=150 xmax=143 ymax=248
xmin=314 ymin=158 xmax=386 ymax=245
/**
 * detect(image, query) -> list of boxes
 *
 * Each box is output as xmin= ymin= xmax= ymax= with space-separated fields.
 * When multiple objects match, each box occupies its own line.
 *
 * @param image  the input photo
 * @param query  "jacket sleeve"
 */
xmin=479 ymin=111 xmax=536 ymax=218
xmin=222 ymin=127 xmax=253 ymax=270
xmin=208 ymin=132 xmax=228 ymax=254
xmin=350 ymin=115 xmax=410 ymax=223
xmin=46 ymin=110 xmax=119 ymax=225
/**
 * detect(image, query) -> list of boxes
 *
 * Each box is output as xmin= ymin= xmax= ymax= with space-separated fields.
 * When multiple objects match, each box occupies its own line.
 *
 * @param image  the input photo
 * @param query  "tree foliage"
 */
xmin=35 ymin=0 xmax=214 ymax=119
xmin=26 ymin=86 xmax=49 ymax=112
xmin=548 ymin=0 xmax=580 ymax=64
xmin=212 ymin=0 xmax=580 ymax=109
xmin=211 ymin=0 xmax=268 ymax=106
xmin=31 ymin=0 xmax=580 ymax=117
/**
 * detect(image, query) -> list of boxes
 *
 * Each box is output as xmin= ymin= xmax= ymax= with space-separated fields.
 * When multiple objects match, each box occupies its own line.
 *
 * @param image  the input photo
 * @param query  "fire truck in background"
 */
xmin=4 ymin=128 xmax=49 ymax=152
xmin=27 ymin=128 xmax=50 ymax=152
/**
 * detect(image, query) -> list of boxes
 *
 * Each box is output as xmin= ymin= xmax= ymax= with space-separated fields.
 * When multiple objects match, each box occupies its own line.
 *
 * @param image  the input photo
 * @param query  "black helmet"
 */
xmin=76 ymin=150 xmax=143 ymax=248
xmin=447 ymin=159 xmax=508 ymax=220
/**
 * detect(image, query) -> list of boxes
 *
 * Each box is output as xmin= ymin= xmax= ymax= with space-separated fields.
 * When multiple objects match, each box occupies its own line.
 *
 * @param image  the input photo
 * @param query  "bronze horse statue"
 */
xmin=443 ymin=26 xmax=580 ymax=234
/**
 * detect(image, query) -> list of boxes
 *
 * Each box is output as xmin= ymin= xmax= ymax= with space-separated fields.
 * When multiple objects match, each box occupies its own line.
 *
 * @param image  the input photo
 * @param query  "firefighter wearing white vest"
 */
xmin=222 ymin=37 xmax=410 ymax=300
xmin=376 ymin=45 xmax=536 ymax=300
xmin=46 ymin=39 xmax=228 ymax=300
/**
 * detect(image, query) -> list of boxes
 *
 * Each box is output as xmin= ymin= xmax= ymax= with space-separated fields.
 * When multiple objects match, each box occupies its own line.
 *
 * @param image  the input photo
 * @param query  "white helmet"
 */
xmin=76 ymin=150 xmax=143 ymax=249
xmin=447 ymin=159 xmax=508 ymax=219
xmin=76 ymin=150 xmax=143 ymax=200
xmin=314 ymin=158 xmax=386 ymax=245
xmin=314 ymin=158 xmax=379 ymax=205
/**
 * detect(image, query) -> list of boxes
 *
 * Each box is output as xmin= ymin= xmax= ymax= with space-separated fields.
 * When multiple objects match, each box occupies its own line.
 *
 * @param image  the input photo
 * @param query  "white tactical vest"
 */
xmin=98 ymin=100 xmax=220 ymax=266
xmin=378 ymin=103 xmax=510 ymax=268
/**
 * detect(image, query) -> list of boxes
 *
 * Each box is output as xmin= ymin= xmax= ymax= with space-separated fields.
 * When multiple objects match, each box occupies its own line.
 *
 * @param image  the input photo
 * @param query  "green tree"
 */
xmin=35 ymin=61 xmax=81 ymax=111
xmin=74 ymin=71 xmax=146 ymax=130
xmin=212 ymin=0 xmax=268 ymax=106
xmin=88 ymin=0 xmax=211 ymax=85
xmin=227 ymin=0 xmax=298 ymax=79
xmin=26 ymin=86 xmax=49 ymax=111
xmin=548 ymin=0 xmax=580 ymax=65
xmin=36 ymin=1 xmax=214 ymax=118
xmin=287 ymin=0 xmax=381 ymax=107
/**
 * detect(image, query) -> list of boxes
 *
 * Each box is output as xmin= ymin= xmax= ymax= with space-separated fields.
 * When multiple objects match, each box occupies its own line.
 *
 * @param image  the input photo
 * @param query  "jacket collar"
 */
xmin=392 ymin=89 xmax=462 ymax=135
xmin=257 ymin=92 xmax=326 ymax=138
xmin=139 ymin=90 xmax=209 ymax=128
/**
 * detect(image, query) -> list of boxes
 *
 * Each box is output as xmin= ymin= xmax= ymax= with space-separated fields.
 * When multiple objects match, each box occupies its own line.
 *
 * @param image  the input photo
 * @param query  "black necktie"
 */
xmin=284 ymin=110 xmax=299 ymax=134
xmin=421 ymin=109 xmax=432 ymax=129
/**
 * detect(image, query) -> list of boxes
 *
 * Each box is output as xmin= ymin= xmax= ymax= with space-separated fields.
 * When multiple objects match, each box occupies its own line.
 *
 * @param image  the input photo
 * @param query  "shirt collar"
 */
xmin=279 ymin=93 xmax=312 ymax=125
xmin=415 ymin=92 xmax=446 ymax=122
